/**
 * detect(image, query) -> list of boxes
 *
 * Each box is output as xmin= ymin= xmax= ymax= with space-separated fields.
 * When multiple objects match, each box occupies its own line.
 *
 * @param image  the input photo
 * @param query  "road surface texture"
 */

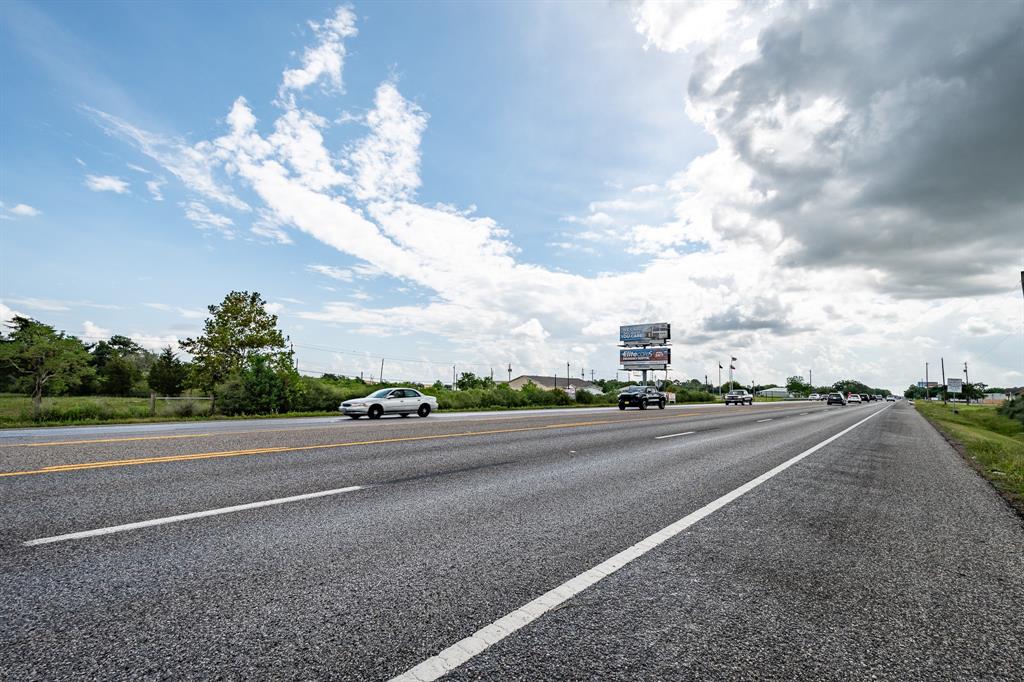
xmin=2 ymin=401 xmax=1022 ymax=680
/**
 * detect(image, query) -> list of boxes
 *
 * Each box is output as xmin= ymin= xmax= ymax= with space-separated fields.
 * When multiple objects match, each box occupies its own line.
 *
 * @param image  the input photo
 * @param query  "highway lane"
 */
xmin=2 ymin=401 xmax=1021 ymax=680
xmin=0 ymin=400 xmax=814 ymax=444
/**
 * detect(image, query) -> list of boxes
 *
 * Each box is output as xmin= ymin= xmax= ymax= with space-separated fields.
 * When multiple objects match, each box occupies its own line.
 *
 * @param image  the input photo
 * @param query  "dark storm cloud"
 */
xmin=691 ymin=0 xmax=1024 ymax=298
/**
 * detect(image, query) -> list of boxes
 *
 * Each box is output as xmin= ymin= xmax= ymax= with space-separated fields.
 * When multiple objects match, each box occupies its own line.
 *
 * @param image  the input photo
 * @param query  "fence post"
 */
xmin=149 ymin=392 xmax=156 ymax=416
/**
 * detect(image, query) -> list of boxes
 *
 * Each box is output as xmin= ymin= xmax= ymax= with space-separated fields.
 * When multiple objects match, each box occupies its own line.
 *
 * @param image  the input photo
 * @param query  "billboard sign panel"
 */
xmin=619 ymin=323 xmax=671 ymax=346
xmin=947 ymin=378 xmax=963 ymax=394
xmin=620 ymin=346 xmax=671 ymax=369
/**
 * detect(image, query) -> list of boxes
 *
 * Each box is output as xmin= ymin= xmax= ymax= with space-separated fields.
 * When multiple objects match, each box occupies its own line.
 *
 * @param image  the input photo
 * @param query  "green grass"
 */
xmin=916 ymin=401 xmax=1024 ymax=512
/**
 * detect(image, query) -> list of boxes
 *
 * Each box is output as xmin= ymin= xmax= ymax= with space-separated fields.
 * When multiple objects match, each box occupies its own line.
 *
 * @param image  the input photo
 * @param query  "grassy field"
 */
xmin=916 ymin=401 xmax=1024 ymax=514
xmin=0 ymin=394 xmax=225 ymax=428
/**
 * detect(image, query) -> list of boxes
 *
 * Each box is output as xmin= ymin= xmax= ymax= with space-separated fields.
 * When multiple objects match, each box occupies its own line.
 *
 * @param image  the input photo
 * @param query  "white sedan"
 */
xmin=340 ymin=388 xmax=438 ymax=419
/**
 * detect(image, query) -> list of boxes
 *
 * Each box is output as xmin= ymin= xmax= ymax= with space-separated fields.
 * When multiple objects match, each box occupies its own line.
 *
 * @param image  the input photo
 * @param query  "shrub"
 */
xmin=999 ymin=396 xmax=1024 ymax=427
xmin=575 ymin=389 xmax=594 ymax=404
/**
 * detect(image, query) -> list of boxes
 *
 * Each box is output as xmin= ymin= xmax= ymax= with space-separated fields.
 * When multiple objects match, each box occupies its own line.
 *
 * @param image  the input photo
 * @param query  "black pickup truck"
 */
xmin=618 ymin=385 xmax=667 ymax=410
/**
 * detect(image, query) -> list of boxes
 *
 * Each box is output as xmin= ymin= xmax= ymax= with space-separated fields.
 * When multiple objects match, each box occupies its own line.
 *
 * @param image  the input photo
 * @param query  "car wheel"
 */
xmin=417 ymin=403 xmax=431 ymax=418
xmin=640 ymin=399 xmax=648 ymax=410
xmin=658 ymin=400 xmax=666 ymax=409
xmin=368 ymin=405 xmax=383 ymax=420
xmin=618 ymin=403 xmax=626 ymax=410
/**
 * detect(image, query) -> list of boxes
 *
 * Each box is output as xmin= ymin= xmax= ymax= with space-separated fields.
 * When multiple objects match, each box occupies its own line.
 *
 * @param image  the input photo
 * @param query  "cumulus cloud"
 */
xmin=632 ymin=0 xmax=1024 ymax=298
xmin=84 ymin=174 xmax=130 ymax=193
xmin=81 ymin=320 xmax=111 ymax=340
xmin=10 ymin=203 xmax=40 ymax=216
xmin=0 ymin=201 xmax=41 ymax=219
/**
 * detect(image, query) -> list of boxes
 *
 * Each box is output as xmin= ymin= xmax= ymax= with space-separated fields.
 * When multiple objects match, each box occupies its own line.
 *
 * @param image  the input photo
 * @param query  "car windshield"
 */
xmin=367 ymin=389 xmax=393 ymax=398
xmin=622 ymin=387 xmax=644 ymax=393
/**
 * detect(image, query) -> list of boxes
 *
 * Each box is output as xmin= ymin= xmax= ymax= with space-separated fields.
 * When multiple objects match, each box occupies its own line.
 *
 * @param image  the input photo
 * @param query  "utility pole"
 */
xmin=290 ymin=341 xmax=296 ymax=370
xmin=925 ymin=362 xmax=929 ymax=401
xmin=941 ymin=357 xmax=946 ymax=404
xmin=964 ymin=361 xmax=970 ymax=405
xmin=809 ymin=369 xmax=812 ymax=390
xmin=566 ymin=362 xmax=570 ymax=388
xmin=508 ymin=363 xmax=512 ymax=383
xmin=453 ymin=365 xmax=457 ymax=390
xmin=590 ymin=369 xmax=595 ymax=382
xmin=379 ymin=358 xmax=384 ymax=384
xmin=490 ymin=367 xmax=493 ymax=382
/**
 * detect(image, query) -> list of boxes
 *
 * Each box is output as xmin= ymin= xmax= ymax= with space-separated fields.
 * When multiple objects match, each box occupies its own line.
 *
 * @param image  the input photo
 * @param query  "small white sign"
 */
xmin=948 ymin=378 xmax=963 ymax=394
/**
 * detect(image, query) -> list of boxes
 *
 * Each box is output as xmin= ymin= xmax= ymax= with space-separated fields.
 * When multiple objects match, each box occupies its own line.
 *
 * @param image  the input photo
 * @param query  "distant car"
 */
xmin=724 ymin=390 xmax=753 ymax=405
xmin=827 ymin=393 xmax=846 ymax=405
xmin=618 ymin=385 xmax=666 ymax=410
xmin=885 ymin=395 xmax=897 ymax=402
xmin=808 ymin=393 xmax=820 ymax=401
xmin=859 ymin=393 xmax=870 ymax=402
xmin=340 ymin=388 xmax=437 ymax=419
xmin=847 ymin=394 xmax=862 ymax=404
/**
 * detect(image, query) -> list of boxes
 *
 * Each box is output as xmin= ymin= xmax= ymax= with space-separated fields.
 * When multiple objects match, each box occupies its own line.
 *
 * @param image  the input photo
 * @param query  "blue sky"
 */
xmin=2 ymin=1 xmax=1023 ymax=390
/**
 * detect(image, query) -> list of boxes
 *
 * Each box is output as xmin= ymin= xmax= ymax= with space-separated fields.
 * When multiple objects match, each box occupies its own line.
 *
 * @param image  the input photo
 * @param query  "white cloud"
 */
xmin=130 ymin=332 xmax=181 ymax=353
xmin=145 ymin=178 xmax=166 ymax=201
xmin=86 ymin=106 xmax=249 ymax=211
xmin=91 ymin=3 xmax=1024 ymax=389
xmin=84 ymin=174 xmax=130 ymax=193
xmin=279 ymin=6 xmax=358 ymax=98
xmin=250 ymin=210 xmax=292 ymax=244
xmin=349 ymin=81 xmax=428 ymax=202
xmin=127 ymin=163 xmax=151 ymax=174
xmin=307 ymin=264 xmax=354 ymax=281
xmin=181 ymin=200 xmax=235 ymax=238
xmin=10 ymin=203 xmax=41 ymax=217
xmin=81 ymin=320 xmax=111 ymax=340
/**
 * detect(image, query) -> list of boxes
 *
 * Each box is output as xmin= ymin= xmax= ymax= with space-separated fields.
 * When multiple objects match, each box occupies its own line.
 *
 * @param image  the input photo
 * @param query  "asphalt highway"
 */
xmin=2 ymin=401 xmax=1022 ymax=680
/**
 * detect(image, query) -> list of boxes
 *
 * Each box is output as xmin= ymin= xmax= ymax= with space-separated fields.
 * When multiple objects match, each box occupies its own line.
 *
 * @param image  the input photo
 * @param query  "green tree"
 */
xmin=101 ymin=355 xmax=139 ymax=396
xmin=786 ymin=375 xmax=811 ymax=396
xmin=217 ymin=356 xmax=299 ymax=415
xmin=179 ymin=291 xmax=293 ymax=409
xmin=148 ymin=346 xmax=188 ymax=396
xmin=0 ymin=317 xmax=94 ymax=418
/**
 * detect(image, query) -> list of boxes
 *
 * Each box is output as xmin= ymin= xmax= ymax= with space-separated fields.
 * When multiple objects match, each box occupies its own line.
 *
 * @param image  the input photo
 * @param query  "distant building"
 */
xmin=506 ymin=375 xmax=603 ymax=394
xmin=757 ymin=387 xmax=790 ymax=399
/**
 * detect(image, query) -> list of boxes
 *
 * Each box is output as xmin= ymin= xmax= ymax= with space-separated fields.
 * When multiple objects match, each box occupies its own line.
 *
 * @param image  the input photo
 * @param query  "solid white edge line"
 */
xmin=23 ymin=485 xmax=366 ymax=546
xmin=653 ymin=431 xmax=696 ymax=440
xmin=390 ymin=405 xmax=892 ymax=682
xmin=756 ymin=418 xmax=773 ymax=422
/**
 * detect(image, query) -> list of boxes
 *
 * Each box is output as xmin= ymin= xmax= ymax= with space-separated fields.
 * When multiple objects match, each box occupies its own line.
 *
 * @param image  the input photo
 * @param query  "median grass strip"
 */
xmin=916 ymin=402 xmax=1024 ymax=515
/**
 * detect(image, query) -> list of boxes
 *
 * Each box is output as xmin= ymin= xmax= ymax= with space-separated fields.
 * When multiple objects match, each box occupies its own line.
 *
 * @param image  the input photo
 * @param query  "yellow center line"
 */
xmin=0 ymin=412 xmax=711 ymax=478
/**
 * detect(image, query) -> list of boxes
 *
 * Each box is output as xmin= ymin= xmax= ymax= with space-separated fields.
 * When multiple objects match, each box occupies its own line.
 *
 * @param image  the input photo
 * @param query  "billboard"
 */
xmin=619 ymin=323 xmax=671 ymax=346
xmin=620 ymin=346 xmax=671 ymax=369
xmin=916 ymin=381 xmax=939 ymax=389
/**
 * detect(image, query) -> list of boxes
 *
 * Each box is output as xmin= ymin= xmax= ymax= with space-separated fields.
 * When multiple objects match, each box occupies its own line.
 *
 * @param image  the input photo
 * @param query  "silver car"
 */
xmin=340 ymin=388 xmax=438 ymax=419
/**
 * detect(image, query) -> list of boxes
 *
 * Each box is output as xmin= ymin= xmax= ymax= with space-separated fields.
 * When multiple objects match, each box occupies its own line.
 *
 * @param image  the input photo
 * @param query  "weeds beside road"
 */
xmin=916 ymin=401 xmax=1024 ymax=515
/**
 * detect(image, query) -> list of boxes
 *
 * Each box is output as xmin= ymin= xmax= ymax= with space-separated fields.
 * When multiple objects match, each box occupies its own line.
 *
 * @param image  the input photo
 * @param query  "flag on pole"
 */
xmin=731 ymin=356 xmax=737 ymax=362
xmin=718 ymin=362 xmax=723 ymax=369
